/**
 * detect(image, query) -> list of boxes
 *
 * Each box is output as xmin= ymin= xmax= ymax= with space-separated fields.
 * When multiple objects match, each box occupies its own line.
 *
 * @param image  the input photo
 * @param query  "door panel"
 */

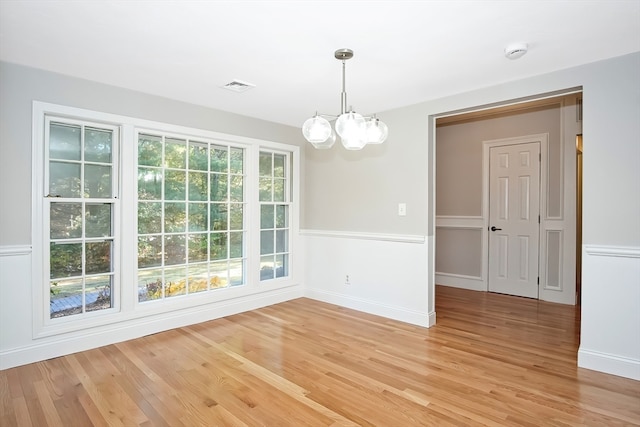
xmin=488 ymin=142 xmax=540 ymax=298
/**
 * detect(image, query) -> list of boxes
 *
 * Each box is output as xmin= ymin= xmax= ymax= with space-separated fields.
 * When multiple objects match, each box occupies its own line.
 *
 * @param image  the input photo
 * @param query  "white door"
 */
xmin=488 ymin=142 xmax=540 ymax=298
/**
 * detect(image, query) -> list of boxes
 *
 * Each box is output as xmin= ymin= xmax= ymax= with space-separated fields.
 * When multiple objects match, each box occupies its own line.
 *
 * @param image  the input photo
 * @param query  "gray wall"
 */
xmin=303 ymin=104 xmax=430 ymax=235
xmin=436 ymin=103 xmax=562 ymax=217
xmin=0 ymin=61 xmax=305 ymax=246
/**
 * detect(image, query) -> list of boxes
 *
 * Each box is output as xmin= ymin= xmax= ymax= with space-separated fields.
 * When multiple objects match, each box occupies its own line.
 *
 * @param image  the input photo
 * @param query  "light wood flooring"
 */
xmin=1 ymin=285 xmax=639 ymax=426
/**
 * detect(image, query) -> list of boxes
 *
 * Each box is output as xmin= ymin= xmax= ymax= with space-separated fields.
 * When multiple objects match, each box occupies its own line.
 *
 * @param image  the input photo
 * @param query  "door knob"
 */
xmin=490 ymin=226 xmax=502 ymax=231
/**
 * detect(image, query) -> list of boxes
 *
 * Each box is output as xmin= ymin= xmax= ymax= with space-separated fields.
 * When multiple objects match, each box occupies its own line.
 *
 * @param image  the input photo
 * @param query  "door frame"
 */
xmin=483 ymin=134 xmax=548 ymax=296
xmin=433 ymin=92 xmax=581 ymax=305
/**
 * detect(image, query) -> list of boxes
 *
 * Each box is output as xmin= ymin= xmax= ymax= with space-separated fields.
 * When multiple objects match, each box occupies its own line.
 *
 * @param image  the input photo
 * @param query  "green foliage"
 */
xmin=138 ymin=202 xmax=162 ymax=234
xmin=138 ymin=135 xmax=163 ymax=166
xmin=85 ymin=241 xmax=111 ymax=274
xmin=136 ymin=135 xmax=249 ymax=301
xmin=165 ymin=138 xmax=186 ymax=168
xmin=138 ymin=168 xmax=162 ymax=200
xmin=138 ymin=236 xmax=162 ymax=268
xmin=85 ymin=204 xmax=112 ymax=237
xmin=84 ymin=127 xmax=112 ymax=163
xmin=189 ymin=143 xmax=208 ymax=171
xmin=50 ymin=243 xmax=82 ymax=279
xmin=50 ymin=203 xmax=82 ymax=239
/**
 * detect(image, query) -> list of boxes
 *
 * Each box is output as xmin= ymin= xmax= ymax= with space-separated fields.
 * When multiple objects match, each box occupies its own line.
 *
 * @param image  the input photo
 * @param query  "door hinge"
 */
xmin=537 ymin=277 xmax=540 ymax=285
xmin=538 ymin=215 xmax=540 ymax=224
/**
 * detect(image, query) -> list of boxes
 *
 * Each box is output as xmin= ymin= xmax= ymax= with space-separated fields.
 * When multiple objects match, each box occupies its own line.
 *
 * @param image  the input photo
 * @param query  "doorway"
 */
xmin=434 ymin=93 xmax=581 ymax=304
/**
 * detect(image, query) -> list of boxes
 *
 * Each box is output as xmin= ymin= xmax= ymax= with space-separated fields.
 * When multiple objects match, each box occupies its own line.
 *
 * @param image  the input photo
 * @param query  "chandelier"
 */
xmin=302 ymin=48 xmax=388 ymax=150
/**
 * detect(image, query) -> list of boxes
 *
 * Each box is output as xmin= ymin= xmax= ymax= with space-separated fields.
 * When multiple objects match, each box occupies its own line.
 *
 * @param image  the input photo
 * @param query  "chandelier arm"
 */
xmin=314 ymin=113 xmax=339 ymax=120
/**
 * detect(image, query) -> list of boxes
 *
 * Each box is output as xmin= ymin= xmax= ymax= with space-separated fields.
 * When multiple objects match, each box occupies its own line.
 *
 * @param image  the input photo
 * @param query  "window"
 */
xmin=259 ymin=151 xmax=290 ymax=280
xmin=46 ymin=118 xmax=119 ymax=318
xmin=33 ymin=102 xmax=298 ymax=337
xmin=136 ymin=133 xmax=246 ymax=302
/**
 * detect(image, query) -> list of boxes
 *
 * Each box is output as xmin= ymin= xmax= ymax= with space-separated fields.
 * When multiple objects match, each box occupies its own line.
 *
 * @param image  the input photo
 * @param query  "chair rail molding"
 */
xmin=584 ymin=245 xmax=640 ymax=258
xmin=300 ymin=229 xmax=425 ymax=244
xmin=0 ymin=245 xmax=32 ymax=256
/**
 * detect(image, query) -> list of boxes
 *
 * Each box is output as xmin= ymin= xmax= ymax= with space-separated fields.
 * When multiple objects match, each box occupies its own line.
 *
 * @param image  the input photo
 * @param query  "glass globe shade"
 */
xmin=365 ymin=118 xmax=389 ymax=144
xmin=302 ymin=115 xmax=331 ymax=143
xmin=312 ymin=129 xmax=336 ymax=149
xmin=341 ymin=135 xmax=367 ymax=150
xmin=335 ymin=111 xmax=365 ymax=140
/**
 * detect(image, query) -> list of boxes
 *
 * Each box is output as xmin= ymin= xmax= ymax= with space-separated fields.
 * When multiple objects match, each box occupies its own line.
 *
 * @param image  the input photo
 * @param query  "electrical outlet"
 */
xmin=398 ymin=203 xmax=407 ymax=216
xmin=345 ymin=275 xmax=350 ymax=285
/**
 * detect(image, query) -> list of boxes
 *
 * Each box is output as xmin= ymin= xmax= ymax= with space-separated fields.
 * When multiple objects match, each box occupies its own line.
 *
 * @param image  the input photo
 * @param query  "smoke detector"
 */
xmin=505 ymin=43 xmax=528 ymax=60
xmin=221 ymin=79 xmax=255 ymax=93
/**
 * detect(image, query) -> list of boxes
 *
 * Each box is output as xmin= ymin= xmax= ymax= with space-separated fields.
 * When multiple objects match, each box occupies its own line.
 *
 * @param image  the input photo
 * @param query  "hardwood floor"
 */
xmin=1 ymin=286 xmax=639 ymax=426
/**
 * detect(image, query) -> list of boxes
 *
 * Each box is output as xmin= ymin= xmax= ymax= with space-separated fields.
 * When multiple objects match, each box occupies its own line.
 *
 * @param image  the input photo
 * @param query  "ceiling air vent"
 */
xmin=221 ymin=79 xmax=255 ymax=93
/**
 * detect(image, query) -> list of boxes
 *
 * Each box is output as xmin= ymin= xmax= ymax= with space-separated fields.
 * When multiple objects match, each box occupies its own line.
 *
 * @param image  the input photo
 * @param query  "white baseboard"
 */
xmin=305 ymin=288 xmax=434 ymax=328
xmin=0 ymin=286 xmax=302 ymax=370
xmin=435 ymin=273 xmax=485 ymax=291
xmin=578 ymin=348 xmax=640 ymax=381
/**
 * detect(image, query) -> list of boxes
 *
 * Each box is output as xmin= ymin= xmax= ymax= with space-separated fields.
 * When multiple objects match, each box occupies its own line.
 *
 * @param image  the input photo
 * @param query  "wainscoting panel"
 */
xmin=435 ymin=216 xmax=486 ymax=291
xmin=435 ymin=228 xmax=483 ymax=277
xmin=578 ymin=245 xmax=640 ymax=380
xmin=0 ymin=245 xmax=33 ymax=364
xmin=544 ymin=229 xmax=562 ymax=290
xmin=301 ymin=230 xmax=433 ymax=328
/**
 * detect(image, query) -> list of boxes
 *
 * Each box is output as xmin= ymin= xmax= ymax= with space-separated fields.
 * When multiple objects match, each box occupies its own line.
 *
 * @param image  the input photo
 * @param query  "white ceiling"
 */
xmin=1 ymin=1 xmax=639 ymax=128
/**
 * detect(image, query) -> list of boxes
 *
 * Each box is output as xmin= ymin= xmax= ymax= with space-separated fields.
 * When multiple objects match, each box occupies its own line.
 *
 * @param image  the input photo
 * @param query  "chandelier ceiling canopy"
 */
xmin=302 ymin=49 xmax=388 ymax=150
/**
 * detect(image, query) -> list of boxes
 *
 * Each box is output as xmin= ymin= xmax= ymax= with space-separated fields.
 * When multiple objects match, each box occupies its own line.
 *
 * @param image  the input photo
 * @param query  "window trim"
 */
xmin=32 ymin=101 xmax=300 ymax=339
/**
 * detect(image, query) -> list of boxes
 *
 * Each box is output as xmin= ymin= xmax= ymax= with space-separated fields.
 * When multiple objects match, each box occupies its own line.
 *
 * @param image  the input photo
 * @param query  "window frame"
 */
xmin=134 ymin=129 xmax=249 ymax=303
xmin=258 ymin=149 xmax=293 ymax=282
xmin=43 ymin=116 xmax=122 ymax=324
xmin=32 ymin=101 xmax=300 ymax=339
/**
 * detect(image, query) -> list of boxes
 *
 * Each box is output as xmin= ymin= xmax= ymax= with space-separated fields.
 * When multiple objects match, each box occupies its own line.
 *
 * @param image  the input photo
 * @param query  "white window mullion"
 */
xmin=246 ymin=145 xmax=261 ymax=287
xmin=118 ymin=124 xmax=134 ymax=313
xmin=81 ymin=202 xmax=87 ymax=315
xmin=80 ymin=122 xmax=87 ymax=318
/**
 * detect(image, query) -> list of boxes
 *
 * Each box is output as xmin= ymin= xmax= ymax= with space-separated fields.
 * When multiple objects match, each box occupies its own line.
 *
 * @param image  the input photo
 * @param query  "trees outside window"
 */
xmin=34 ymin=103 xmax=297 ymax=336
xmin=136 ymin=133 xmax=246 ymax=302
